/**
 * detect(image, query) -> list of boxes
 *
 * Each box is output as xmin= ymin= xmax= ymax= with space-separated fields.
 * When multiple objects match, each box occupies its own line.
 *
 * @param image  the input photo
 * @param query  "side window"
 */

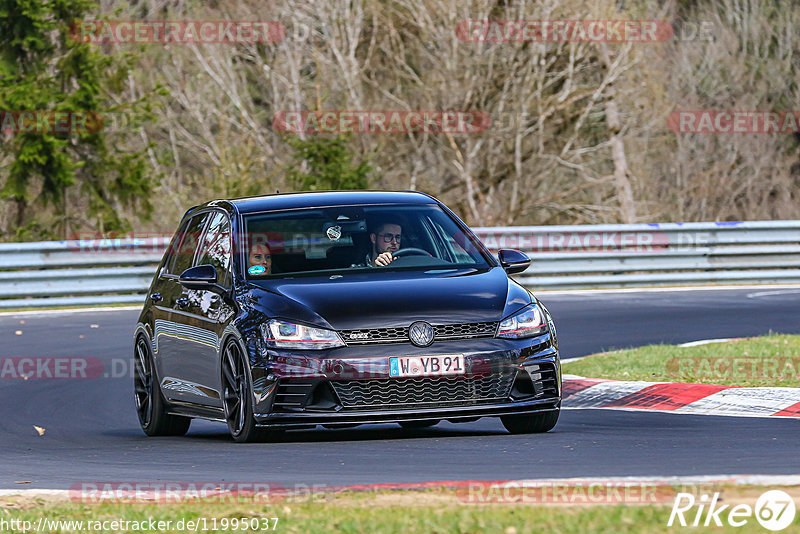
xmin=162 ymin=217 xmax=190 ymax=273
xmin=167 ymin=212 xmax=210 ymax=275
xmin=195 ymin=212 xmax=232 ymax=287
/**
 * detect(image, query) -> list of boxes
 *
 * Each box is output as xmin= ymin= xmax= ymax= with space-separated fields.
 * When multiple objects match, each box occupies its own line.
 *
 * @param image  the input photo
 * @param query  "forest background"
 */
xmin=0 ymin=0 xmax=797 ymax=240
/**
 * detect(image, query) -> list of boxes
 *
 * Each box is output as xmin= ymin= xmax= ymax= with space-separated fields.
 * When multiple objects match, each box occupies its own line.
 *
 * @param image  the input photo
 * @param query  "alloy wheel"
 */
xmin=133 ymin=337 xmax=153 ymax=427
xmin=221 ymin=341 xmax=247 ymax=436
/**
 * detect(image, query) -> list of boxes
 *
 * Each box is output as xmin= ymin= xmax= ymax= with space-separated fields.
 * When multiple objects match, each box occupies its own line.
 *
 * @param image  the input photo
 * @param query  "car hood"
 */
xmin=246 ymin=267 xmax=531 ymax=330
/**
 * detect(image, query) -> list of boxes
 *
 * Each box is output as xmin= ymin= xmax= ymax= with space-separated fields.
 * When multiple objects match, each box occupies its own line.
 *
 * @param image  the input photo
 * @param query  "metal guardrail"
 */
xmin=0 ymin=238 xmax=168 ymax=309
xmin=472 ymin=221 xmax=800 ymax=289
xmin=0 ymin=221 xmax=798 ymax=308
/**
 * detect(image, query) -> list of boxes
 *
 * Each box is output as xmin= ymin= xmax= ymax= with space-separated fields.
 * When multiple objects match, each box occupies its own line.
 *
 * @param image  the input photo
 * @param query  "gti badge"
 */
xmin=349 ymin=332 xmax=369 ymax=339
xmin=408 ymin=321 xmax=434 ymax=347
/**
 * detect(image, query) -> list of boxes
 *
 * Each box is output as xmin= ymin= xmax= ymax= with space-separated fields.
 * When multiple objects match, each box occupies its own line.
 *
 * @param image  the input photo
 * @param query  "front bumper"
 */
xmin=249 ymin=332 xmax=560 ymax=428
xmin=258 ymin=398 xmax=559 ymax=427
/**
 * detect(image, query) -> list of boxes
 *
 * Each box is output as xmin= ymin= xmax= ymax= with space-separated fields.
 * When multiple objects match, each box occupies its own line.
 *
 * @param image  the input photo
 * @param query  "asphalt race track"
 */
xmin=1 ymin=287 xmax=798 ymax=489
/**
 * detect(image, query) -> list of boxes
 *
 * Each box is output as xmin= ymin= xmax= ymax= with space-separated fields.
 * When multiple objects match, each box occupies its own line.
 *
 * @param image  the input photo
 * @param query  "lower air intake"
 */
xmin=331 ymin=371 xmax=516 ymax=410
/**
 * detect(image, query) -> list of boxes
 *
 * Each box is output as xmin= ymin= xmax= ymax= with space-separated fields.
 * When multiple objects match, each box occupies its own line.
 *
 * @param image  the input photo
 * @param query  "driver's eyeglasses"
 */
xmin=378 ymin=233 xmax=402 ymax=243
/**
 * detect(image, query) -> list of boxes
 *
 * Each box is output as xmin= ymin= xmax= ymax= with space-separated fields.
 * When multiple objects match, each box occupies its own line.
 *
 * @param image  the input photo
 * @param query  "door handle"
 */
xmin=150 ymin=293 xmax=163 ymax=303
xmin=175 ymin=297 xmax=189 ymax=307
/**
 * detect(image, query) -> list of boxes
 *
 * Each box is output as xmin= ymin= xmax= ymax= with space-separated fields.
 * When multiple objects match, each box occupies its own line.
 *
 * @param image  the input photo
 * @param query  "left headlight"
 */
xmin=262 ymin=319 xmax=345 ymax=350
xmin=496 ymin=304 xmax=547 ymax=339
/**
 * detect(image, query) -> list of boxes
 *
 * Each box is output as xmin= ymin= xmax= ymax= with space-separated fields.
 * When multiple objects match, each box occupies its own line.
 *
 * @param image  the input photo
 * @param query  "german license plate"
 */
xmin=389 ymin=355 xmax=465 ymax=378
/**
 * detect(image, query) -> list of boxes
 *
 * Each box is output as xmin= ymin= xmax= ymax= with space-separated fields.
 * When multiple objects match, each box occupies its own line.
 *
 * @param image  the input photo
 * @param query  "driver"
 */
xmin=366 ymin=221 xmax=402 ymax=267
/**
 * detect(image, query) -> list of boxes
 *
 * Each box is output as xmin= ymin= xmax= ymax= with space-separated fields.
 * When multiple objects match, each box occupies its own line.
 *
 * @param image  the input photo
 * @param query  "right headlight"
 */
xmin=496 ymin=304 xmax=547 ymax=339
xmin=262 ymin=319 xmax=345 ymax=350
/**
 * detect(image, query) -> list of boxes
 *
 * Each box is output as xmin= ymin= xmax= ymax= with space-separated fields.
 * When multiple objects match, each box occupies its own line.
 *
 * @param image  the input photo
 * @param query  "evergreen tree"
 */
xmin=285 ymin=136 xmax=372 ymax=192
xmin=0 ymin=0 xmax=155 ymax=239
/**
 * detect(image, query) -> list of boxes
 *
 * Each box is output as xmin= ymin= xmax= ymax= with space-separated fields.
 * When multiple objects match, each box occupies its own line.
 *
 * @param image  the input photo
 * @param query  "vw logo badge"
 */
xmin=408 ymin=321 xmax=434 ymax=347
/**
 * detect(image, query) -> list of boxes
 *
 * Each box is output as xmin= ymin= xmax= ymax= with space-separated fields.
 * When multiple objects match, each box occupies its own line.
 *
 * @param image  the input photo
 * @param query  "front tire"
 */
xmin=134 ymin=336 xmax=191 ymax=437
xmin=500 ymin=410 xmax=559 ymax=434
xmin=221 ymin=339 xmax=280 ymax=443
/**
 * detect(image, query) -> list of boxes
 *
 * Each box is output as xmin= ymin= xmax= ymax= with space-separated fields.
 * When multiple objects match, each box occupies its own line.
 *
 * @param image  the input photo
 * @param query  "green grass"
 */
xmin=3 ymin=488 xmax=797 ymax=533
xmin=562 ymin=334 xmax=800 ymax=387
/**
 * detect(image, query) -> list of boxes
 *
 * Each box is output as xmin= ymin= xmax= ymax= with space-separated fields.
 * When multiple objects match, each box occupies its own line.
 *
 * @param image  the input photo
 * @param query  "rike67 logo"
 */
xmin=669 ymin=490 xmax=796 ymax=531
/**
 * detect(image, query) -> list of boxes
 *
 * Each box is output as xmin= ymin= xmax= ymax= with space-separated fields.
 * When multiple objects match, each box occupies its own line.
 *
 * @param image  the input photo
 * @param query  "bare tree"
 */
xmin=33 ymin=0 xmax=797 ymax=238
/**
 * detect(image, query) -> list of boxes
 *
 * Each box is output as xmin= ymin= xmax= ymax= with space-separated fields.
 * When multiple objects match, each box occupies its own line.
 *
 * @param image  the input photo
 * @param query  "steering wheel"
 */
xmin=392 ymin=248 xmax=431 ymax=258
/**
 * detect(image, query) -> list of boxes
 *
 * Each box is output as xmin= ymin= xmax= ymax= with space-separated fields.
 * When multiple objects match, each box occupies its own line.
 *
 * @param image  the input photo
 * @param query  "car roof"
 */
xmin=224 ymin=190 xmax=438 ymax=214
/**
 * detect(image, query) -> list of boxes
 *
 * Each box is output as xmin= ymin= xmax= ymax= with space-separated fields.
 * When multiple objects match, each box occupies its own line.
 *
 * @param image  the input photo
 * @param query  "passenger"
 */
xmin=248 ymin=241 xmax=272 ymax=275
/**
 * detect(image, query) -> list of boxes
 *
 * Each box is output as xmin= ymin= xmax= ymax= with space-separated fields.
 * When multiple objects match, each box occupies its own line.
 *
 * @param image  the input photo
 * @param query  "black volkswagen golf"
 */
xmin=134 ymin=191 xmax=561 ymax=442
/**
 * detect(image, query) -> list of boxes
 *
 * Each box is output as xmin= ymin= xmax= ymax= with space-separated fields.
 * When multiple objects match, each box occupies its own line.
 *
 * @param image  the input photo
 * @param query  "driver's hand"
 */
xmin=374 ymin=251 xmax=396 ymax=267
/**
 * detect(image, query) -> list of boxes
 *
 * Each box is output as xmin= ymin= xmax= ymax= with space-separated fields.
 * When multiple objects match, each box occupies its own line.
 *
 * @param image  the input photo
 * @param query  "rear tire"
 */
xmin=500 ymin=410 xmax=559 ymax=434
xmin=399 ymin=419 xmax=440 ymax=429
xmin=134 ymin=336 xmax=191 ymax=437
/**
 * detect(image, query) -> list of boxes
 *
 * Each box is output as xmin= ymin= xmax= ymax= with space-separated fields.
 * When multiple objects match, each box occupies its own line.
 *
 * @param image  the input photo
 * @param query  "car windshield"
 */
xmin=242 ymin=204 xmax=490 ymax=278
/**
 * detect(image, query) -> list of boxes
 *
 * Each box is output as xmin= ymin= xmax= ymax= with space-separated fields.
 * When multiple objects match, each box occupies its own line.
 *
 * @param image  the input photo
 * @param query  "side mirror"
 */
xmin=498 ymin=249 xmax=530 ymax=275
xmin=179 ymin=264 xmax=225 ymax=293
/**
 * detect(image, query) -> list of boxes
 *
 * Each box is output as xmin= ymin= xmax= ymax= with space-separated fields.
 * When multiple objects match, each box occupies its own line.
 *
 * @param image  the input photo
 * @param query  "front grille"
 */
xmin=331 ymin=370 xmax=517 ymax=410
xmin=435 ymin=321 xmax=497 ymax=339
xmin=340 ymin=326 xmax=408 ymax=344
xmin=340 ymin=322 xmax=498 ymax=345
